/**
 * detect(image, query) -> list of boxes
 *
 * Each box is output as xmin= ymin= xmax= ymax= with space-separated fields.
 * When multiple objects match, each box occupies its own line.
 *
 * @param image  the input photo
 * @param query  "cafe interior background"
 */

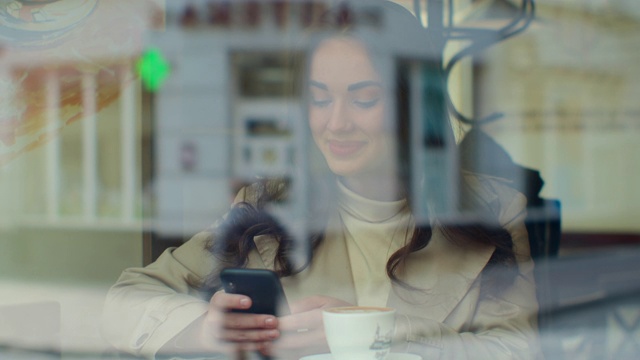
xmin=0 ymin=0 xmax=639 ymax=358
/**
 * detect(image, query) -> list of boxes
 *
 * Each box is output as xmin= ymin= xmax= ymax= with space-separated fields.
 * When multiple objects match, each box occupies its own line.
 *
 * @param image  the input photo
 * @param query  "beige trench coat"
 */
xmin=101 ymin=174 xmax=541 ymax=359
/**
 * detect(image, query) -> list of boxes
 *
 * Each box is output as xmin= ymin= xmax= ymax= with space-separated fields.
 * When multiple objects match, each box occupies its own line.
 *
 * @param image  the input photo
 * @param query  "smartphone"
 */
xmin=220 ymin=268 xmax=290 ymax=316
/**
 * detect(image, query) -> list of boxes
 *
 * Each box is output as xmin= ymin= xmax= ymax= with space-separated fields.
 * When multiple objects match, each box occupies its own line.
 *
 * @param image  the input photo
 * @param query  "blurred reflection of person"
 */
xmin=102 ymin=1 xmax=540 ymax=359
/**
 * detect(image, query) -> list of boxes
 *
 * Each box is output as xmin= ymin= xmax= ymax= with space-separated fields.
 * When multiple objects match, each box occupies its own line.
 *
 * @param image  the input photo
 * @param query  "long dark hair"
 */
xmin=201 ymin=0 xmax=517 ymax=294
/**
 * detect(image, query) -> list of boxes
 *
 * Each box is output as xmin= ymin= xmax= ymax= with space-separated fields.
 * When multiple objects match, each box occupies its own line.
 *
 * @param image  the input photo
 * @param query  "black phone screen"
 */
xmin=220 ymin=268 xmax=290 ymax=316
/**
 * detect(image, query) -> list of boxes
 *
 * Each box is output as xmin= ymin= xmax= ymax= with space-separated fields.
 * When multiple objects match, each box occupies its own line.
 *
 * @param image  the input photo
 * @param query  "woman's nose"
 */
xmin=326 ymin=100 xmax=353 ymax=132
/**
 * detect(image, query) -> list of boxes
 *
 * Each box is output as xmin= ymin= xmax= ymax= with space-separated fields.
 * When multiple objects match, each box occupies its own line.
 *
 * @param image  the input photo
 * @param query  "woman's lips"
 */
xmin=327 ymin=140 xmax=366 ymax=156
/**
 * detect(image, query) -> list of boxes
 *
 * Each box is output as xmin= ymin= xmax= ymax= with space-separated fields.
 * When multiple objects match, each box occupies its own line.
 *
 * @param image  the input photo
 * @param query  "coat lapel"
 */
xmin=253 ymin=199 xmax=497 ymax=322
xmin=386 ymin=172 xmax=503 ymax=322
xmin=387 ymin=227 xmax=495 ymax=322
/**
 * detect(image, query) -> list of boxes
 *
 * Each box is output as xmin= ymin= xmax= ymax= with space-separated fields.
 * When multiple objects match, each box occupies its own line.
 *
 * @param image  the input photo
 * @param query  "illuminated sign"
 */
xmin=137 ymin=47 xmax=171 ymax=92
xmin=178 ymin=1 xmax=381 ymax=30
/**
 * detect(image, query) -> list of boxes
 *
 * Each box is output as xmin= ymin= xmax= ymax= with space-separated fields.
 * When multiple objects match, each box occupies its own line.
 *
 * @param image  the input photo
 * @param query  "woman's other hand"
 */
xmin=273 ymin=295 xmax=352 ymax=359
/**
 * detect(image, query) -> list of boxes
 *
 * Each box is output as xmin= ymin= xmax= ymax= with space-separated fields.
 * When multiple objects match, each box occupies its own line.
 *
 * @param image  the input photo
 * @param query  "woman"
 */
xmin=102 ymin=1 xmax=540 ymax=359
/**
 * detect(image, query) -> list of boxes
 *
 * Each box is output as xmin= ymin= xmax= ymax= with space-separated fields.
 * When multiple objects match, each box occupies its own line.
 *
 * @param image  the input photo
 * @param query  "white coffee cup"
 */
xmin=323 ymin=306 xmax=396 ymax=360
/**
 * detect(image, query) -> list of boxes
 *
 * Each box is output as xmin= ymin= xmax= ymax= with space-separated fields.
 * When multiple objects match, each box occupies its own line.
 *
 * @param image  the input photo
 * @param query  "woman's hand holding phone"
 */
xmin=160 ymin=290 xmax=279 ymax=357
xmin=199 ymin=290 xmax=280 ymax=355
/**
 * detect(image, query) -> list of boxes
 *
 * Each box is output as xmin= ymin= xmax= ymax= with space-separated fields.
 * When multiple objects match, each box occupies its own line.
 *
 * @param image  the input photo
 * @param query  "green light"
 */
xmin=137 ymin=47 xmax=171 ymax=92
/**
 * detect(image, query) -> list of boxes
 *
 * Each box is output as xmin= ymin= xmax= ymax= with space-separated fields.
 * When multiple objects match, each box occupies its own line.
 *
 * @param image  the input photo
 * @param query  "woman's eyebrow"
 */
xmin=347 ymin=80 xmax=382 ymax=92
xmin=309 ymin=80 xmax=328 ymax=90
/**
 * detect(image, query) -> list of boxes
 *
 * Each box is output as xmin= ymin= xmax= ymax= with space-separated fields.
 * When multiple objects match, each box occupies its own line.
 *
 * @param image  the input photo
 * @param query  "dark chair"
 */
xmin=524 ymin=199 xmax=563 ymax=359
xmin=526 ymin=199 xmax=561 ymax=260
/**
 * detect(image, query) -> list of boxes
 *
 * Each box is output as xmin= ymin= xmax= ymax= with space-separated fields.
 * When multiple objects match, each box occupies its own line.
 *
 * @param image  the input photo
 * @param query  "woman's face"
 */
xmin=308 ymin=37 xmax=393 ymax=180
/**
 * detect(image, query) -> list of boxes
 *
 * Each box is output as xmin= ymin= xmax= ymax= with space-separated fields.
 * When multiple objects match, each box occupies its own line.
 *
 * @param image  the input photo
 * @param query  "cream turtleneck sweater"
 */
xmin=336 ymin=181 xmax=414 ymax=307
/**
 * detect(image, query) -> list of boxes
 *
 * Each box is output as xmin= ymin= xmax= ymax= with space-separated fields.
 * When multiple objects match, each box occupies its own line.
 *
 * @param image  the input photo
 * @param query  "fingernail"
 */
xmin=239 ymin=298 xmax=250 ymax=307
xmin=268 ymin=330 xmax=279 ymax=338
xmin=265 ymin=317 xmax=275 ymax=326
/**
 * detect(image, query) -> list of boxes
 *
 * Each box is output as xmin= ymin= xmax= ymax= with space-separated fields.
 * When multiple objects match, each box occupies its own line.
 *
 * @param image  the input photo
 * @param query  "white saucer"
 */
xmin=300 ymin=353 xmax=422 ymax=360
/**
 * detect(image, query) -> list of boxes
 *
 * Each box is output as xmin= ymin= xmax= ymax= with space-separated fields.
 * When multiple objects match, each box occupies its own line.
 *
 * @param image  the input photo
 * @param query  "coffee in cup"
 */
xmin=323 ymin=306 xmax=396 ymax=360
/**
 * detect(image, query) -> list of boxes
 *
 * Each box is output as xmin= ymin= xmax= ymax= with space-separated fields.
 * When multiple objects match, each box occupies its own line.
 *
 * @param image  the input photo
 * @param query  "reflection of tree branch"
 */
xmin=437 ymin=0 xmax=536 ymax=126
